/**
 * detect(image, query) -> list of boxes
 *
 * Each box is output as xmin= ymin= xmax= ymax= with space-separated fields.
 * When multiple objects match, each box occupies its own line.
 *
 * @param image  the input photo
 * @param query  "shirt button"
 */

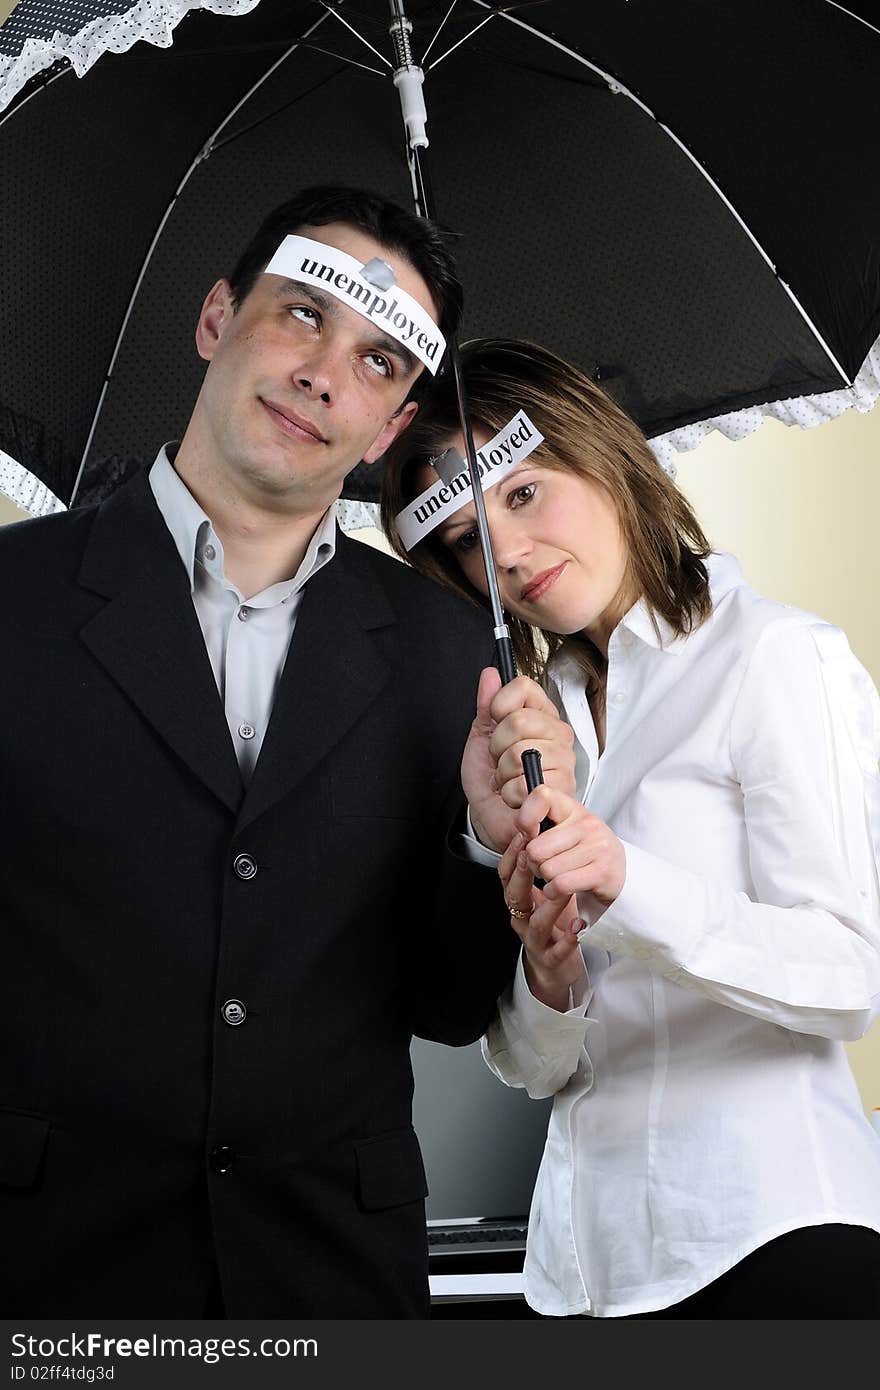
xmin=210 ymin=1146 xmax=235 ymax=1174
xmin=203 ymin=543 xmax=216 ymax=562
xmin=232 ymin=853 xmax=258 ymax=881
xmin=238 ymin=723 xmax=255 ymax=740
xmin=237 ymin=607 xmax=250 ymax=622
xmin=612 ymin=690 xmax=626 ymax=705
xmin=221 ymin=999 xmax=247 ymax=1026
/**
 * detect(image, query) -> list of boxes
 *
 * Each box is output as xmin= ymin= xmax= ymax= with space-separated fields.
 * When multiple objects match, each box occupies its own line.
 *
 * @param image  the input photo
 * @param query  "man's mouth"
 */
xmin=520 ymin=562 xmax=567 ymax=603
xmin=260 ymin=398 xmax=327 ymax=444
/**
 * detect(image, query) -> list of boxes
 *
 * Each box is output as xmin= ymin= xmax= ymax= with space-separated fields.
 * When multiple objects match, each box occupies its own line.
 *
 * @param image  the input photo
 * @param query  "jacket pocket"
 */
xmin=0 ymin=1109 xmax=51 ymax=1189
xmin=354 ymin=1127 xmax=428 ymax=1211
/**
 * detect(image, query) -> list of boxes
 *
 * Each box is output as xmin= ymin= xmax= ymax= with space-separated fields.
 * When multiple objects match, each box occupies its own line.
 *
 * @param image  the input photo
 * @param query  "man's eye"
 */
xmin=364 ymin=352 xmax=391 ymax=378
xmin=290 ymin=305 xmax=319 ymax=326
xmin=455 ymin=528 xmax=480 ymax=553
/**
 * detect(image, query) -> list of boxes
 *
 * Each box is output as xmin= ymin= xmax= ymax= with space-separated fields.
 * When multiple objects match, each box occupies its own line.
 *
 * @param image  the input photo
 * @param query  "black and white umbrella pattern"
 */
xmin=1 ymin=0 xmax=879 ymax=525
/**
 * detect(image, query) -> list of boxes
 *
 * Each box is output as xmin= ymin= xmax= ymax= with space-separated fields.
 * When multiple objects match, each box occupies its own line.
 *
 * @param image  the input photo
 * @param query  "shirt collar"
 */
xmin=548 ymin=552 xmax=748 ymax=683
xmin=149 ymin=444 xmax=212 ymax=593
xmin=618 ymin=552 xmax=746 ymax=654
xmin=148 ymin=443 xmax=337 ymax=600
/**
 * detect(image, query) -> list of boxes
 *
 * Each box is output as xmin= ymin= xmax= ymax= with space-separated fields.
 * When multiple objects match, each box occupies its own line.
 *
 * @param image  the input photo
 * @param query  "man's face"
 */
xmin=192 ymin=221 xmax=438 ymax=510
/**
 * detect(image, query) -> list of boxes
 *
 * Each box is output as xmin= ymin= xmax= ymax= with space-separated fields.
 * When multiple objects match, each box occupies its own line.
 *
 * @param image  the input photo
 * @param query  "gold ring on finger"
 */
xmin=506 ymin=899 xmax=533 ymax=921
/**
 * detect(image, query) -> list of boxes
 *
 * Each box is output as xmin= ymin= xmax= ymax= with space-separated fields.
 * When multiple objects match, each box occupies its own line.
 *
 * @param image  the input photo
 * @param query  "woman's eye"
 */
xmin=290 ymin=305 xmax=319 ymax=326
xmin=510 ymin=482 xmax=537 ymax=506
xmin=364 ymin=352 xmax=391 ymax=378
xmin=455 ymin=528 xmax=480 ymax=553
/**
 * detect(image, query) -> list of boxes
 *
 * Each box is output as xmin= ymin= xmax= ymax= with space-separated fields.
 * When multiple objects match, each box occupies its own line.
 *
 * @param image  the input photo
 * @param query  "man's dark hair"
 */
xmin=228 ymin=185 xmax=463 ymax=389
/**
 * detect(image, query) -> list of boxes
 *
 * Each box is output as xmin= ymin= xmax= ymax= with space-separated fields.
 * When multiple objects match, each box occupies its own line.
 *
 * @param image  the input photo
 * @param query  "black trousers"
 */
xmin=627 ymin=1224 xmax=880 ymax=1319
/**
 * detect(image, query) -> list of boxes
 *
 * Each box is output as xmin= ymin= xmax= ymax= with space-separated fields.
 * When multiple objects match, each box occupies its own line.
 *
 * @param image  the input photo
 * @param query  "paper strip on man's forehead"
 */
xmin=395 ymin=411 xmax=544 ymax=551
xmin=265 ymin=235 xmax=446 ymax=374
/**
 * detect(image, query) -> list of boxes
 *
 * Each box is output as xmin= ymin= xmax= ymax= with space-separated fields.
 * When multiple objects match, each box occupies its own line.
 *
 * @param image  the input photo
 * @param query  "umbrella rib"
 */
xmin=472 ymin=0 xmax=853 ymax=389
xmin=316 ymin=1 xmax=392 ymax=68
xmin=821 ymin=1 xmax=880 ymax=39
xmin=274 ymin=41 xmax=387 ymax=78
xmin=0 ymin=62 xmax=69 ymax=134
xmin=209 ymin=68 xmax=353 ymax=157
xmin=653 ymin=122 xmax=852 ymax=387
xmin=420 ymin=0 xmax=460 ymax=65
xmin=68 ymin=7 xmax=338 ymax=506
xmin=425 ymin=14 xmax=497 ymax=70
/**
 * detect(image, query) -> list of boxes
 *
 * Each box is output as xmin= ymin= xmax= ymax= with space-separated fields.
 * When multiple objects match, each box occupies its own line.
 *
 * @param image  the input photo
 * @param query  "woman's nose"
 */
xmin=492 ymin=519 xmax=532 ymax=570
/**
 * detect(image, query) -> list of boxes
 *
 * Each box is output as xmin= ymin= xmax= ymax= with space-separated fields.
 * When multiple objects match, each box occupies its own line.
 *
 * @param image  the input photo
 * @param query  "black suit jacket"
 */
xmin=0 ymin=471 xmax=518 ymax=1317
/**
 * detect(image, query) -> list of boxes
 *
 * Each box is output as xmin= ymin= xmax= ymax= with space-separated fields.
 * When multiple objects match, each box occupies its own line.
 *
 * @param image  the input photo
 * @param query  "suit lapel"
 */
xmin=77 ymin=472 xmax=244 ymax=814
xmin=239 ymin=535 xmax=394 ymax=831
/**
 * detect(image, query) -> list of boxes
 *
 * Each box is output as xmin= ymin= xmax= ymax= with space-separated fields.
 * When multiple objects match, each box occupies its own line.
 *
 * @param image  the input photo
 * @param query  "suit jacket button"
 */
xmin=232 ymin=853 xmax=257 ymax=880
xmin=210 ymin=1146 xmax=234 ymax=1174
xmin=222 ymin=999 xmax=246 ymax=1027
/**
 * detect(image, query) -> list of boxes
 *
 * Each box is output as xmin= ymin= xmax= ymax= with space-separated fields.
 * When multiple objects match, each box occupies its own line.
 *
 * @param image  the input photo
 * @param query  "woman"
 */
xmin=382 ymin=339 xmax=880 ymax=1318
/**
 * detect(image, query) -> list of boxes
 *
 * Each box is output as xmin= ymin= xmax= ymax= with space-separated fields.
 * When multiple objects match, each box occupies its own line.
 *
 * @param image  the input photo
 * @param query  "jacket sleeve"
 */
xmin=586 ymin=620 xmax=880 ymax=1040
xmin=404 ymin=775 xmax=522 ymax=1046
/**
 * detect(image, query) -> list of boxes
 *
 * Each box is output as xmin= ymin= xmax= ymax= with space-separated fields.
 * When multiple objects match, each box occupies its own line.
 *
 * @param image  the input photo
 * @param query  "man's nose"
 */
xmin=292 ymin=342 xmax=342 ymax=404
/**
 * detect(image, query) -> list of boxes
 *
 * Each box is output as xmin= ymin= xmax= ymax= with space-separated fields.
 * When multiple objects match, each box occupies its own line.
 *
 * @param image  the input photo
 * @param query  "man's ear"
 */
xmin=361 ymin=399 xmax=419 ymax=464
xmin=195 ymin=279 xmax=235 ymax=362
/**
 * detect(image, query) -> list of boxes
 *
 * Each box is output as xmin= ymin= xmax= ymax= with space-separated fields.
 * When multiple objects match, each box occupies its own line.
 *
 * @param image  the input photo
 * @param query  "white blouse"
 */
xmin=482 ymin=553 xmax=880 ymax=1318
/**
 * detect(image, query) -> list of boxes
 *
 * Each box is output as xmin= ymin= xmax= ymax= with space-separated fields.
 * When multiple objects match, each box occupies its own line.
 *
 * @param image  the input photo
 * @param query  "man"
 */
xmin=0 ymin=187 xmax=539 ymax=1318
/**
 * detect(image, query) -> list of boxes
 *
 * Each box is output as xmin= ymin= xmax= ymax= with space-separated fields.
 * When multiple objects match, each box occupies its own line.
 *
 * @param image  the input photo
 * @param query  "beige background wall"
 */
xmin=0 ymin=0 xmax=875 ymax=1107
xmin=673 ymin=407 xmax=880 ymax=1113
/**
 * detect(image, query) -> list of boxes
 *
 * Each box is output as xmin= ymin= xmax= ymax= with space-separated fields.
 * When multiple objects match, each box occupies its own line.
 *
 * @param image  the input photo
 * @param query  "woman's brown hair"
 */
xmin=381 ymin=339 xmax=712 ymax=700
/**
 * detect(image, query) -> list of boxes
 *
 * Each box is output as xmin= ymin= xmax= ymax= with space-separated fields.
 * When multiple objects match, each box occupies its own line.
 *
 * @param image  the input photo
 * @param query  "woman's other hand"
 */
xmin=498 ymin=832 xmax=585 ymax=1011
xmin=516 ymin=785 xmax=626 ymax=909
xmin=462 ymin=667 xmax=576 ymax=852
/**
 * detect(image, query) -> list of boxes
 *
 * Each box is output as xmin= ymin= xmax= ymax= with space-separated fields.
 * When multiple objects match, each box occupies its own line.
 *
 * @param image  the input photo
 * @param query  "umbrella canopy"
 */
xmin=1 ymin=0 xmax=879 ymax=520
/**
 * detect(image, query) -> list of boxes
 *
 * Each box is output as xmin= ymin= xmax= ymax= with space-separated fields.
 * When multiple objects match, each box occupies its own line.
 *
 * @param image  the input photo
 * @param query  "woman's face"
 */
xmin=417 ymin=429 xmax=633 ymax=651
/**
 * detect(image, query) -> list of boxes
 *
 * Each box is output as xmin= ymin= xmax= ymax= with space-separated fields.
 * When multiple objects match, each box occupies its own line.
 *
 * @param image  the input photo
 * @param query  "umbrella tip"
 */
xmin=361 ymin=257 xmax=396 ymax=291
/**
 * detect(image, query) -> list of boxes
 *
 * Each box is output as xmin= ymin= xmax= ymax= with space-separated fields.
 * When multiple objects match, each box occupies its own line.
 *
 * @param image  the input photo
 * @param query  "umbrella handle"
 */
xmin=521 ymin=748 xmax=553 ymax=890
xmin=495 ymin=631 xmax=517 ymax=685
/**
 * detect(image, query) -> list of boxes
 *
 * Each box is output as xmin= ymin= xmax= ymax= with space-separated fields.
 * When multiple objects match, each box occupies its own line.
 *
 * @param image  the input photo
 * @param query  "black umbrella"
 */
xmin=2 ymin=0 xmax=880 ymax=530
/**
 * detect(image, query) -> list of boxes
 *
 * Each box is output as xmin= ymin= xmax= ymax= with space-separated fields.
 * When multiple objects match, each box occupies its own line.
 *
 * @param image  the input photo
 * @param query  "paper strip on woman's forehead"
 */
xmin=396 ymin=411 xmax=544 ymax=550
xmin=265 ymin=235 xmax=446 ymax=373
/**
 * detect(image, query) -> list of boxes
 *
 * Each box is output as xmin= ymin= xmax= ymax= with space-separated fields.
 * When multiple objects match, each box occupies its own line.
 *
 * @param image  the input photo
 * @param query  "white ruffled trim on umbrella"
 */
xmin=0 ymin=449 xmax=66 ymax=517
xmin=649 ymin=331 xmax=880 ymax=476
xmin=336 ymin=498 xmax=381 ymax=532
xmin=0 ymin=0 xmax=263 ymax=113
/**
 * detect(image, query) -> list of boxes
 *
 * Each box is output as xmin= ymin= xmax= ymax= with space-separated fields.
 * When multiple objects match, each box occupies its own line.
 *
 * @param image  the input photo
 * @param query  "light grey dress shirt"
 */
xmin=149 ymin=445 xmax=337 ymax=781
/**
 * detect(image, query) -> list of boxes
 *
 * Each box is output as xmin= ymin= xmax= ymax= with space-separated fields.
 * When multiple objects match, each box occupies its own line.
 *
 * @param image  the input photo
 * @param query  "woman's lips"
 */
xmin=520 ymin=562 xmax=567 ymax=603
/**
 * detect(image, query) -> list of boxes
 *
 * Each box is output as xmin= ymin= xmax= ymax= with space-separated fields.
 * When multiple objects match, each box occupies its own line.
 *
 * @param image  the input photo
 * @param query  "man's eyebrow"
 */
xmin=274 ymin=279 xmax=419 ymax=377
xmin=371 ymin=332 xmax=418 ymax=377
xmin=275 ymin=281 xmax=340 ymax=317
